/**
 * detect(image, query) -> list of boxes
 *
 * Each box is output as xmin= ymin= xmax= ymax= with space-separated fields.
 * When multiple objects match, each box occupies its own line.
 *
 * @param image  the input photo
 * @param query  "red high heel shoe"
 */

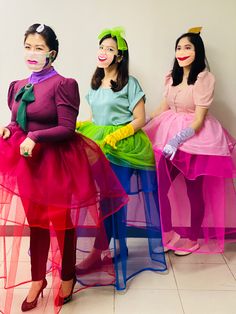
xmin=55 ymin=276 xmax=77 ymax=306
xmin=21 ymin=278 xmax=47 ymax=312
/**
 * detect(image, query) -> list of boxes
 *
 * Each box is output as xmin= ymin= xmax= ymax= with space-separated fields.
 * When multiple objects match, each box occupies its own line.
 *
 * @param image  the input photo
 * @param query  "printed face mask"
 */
xmin=24 ymin=51 xmax=51 ymax=72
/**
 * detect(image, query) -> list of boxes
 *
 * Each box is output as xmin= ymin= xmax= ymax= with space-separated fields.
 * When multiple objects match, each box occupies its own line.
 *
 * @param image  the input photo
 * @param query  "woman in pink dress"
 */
xmin=144 ymin=28 xmax=236 ymax=255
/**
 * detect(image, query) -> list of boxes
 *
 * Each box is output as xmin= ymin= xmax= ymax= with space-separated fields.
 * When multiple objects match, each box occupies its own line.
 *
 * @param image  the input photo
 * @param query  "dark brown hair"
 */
xmin=24 ymin=23 xmax=59 ymax=61
xmin=91 ymin=34 xmax=129 ymax=92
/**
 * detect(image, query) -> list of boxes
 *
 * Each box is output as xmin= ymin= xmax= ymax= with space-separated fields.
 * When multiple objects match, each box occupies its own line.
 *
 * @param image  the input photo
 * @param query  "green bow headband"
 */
xmin=98 ymin=27 xmax=128 ymax=51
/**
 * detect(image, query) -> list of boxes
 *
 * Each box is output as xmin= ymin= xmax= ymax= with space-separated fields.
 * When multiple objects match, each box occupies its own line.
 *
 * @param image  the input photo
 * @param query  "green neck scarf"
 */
xmin=15 ymin=83 xmax=35 ymax=131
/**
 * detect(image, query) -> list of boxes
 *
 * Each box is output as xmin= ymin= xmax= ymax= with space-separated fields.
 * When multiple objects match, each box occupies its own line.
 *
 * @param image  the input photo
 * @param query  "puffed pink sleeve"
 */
xmin=163 ymin=71 xmax=173 ymax=98
xmin=193 ymin=71 xmax=215 ymax=107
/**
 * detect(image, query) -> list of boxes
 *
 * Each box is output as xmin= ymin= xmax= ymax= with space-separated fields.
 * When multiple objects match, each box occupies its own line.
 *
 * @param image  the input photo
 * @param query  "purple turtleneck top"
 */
xmin=6 ymin=67 xmax=80 ymax=143
xmin=28 ymin=66 xmax=58 ymax=84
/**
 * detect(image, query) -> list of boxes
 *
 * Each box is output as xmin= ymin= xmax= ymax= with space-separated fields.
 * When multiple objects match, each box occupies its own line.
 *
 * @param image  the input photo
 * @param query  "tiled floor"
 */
xmin=1 ymin=239 xmax=236 ymax=314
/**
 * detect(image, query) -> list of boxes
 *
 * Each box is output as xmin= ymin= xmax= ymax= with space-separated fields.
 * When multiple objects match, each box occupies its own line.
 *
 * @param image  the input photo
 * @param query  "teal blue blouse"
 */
xmin=86 ymin=76 xmax=145 ymax=126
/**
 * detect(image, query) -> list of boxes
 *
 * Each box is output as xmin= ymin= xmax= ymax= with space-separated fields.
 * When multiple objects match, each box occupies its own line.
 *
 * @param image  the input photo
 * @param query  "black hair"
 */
xmin=172 ymin=32 xmax=209 ymax=86
xmin=91 ymin=34 xmax=129 ymax=92
xmin=24 ymin=23 xmax=59 ymax=61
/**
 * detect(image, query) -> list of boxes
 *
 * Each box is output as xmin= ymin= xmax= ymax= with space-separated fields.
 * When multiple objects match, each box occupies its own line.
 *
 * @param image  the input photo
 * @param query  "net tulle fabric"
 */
xmin=78 ymin=122 xmax=155 ymax=170
xmin=77 ymin=122 xmax=167 ymax=291
xmin=0 ymin=126 xmax=128 ymax=313
xmin=154 ymin=148 xmax=236 ymax=253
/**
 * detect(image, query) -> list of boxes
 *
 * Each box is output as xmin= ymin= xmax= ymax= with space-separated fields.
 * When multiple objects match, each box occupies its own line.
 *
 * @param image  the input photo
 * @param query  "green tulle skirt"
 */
xmin=76 ymin=122 xmax=155 ymax=170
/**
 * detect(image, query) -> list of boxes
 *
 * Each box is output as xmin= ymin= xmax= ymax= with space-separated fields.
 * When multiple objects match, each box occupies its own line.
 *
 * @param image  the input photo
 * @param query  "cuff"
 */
xmin=27 ymin=131 xmax=38 ymax=143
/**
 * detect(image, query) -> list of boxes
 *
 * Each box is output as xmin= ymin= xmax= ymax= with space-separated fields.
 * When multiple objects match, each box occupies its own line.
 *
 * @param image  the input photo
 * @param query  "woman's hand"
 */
xmin=163 ymin=127 xmax=195 ymax=160
xmin=20 ymin=137 xmax=36 ymax=157
xmin=102 ymin=123 xmax=134 ymax=149
xmin=0 ymin=127 xmax=11 ymax=139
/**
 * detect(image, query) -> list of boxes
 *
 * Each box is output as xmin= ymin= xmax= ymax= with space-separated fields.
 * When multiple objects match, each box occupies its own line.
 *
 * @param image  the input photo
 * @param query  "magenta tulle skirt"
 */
xmin=154 ymin=148 xmax=236 ymax=253
xmin=144 ymin=110 xmax=234 ymax=156
xmin=0 ymin=126 xmax=128 ymax=313
xmin=144 ymin=110 xmax=236 ymax=254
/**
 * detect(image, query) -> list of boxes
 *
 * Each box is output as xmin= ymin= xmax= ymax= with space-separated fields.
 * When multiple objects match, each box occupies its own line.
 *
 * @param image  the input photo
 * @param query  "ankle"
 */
xmin=78 ymin=250 xmax=102 ymax=269
xmin=163 ymin=230 xmax=177 ymax=243
xmin=181 ymin=239 xmax=198 ymax=249
xmin=26 ymin=279 xmax=45 ymax=302
xmin=59 ymin=277 xmax=75 ymax=297
xmin=187 ymin=239 xmax=198 ymax=246
xmin=31 ymin=279 xmax=44 ymax=287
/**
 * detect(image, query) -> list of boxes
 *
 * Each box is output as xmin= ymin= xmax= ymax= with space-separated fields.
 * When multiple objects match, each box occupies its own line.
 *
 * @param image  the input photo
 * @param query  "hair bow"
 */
xmin=98 ymin=26 xmax=128 ymax=51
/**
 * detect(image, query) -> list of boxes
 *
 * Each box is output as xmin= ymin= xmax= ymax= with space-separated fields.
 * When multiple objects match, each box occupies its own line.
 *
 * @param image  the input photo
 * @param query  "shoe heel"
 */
xmin=21 ymin=278 xmax=47 ymax=312
xmin=55 ymin=276 xmax=77 ymax=306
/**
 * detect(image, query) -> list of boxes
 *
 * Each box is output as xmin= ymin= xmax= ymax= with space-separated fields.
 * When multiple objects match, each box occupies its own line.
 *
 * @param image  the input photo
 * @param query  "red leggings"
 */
xmin=29 ymin=227 xmax=76 ymax=281
xmin=22 ymin=200 xmax=76 ymax=281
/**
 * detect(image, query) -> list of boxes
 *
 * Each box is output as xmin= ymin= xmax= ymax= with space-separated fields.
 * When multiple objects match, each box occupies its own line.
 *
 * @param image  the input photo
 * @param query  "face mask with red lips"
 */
xmin=24 ymin=51 xmax=52 ymax=72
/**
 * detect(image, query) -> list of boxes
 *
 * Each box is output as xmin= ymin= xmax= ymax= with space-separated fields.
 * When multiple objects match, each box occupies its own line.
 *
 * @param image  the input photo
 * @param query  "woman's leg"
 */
xmin=22 ymin=202 xmax=50 ymax=302
xmin=103 ymin=163 xmax=131 ymax=257
xmin=92 ymin=163 xmax=132 ymax=251
xmin=185 ymin=176 xmax=205 ymax=242
xmin=50 ymin=204 xmax=77 ymax=299
xmin=30 ymin=227 xmax=50 ymax=281
xmin=77 ymin=164 xmax=131 ymax=270
xmin=158 ymin=158 xmax=180 ymax=239
xmin=55 ymin=228 xmax=76 ymax=281
xmin=174 ymin=176 xmax=204 ymax=255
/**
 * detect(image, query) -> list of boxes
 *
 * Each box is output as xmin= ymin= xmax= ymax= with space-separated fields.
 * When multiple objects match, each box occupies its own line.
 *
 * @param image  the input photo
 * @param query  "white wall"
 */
xmin=0 ymin=0 xmax=236 ymax=134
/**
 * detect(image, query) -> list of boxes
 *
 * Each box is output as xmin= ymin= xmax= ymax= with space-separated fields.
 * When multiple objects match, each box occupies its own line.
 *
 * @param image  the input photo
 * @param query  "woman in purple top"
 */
xmin=0 ymin=23 xmax=128 ymax=313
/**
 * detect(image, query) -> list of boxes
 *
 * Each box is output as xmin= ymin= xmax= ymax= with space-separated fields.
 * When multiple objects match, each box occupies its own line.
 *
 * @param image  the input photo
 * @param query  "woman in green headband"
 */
xmin=76 ymin=27 xmax=167 ymax=290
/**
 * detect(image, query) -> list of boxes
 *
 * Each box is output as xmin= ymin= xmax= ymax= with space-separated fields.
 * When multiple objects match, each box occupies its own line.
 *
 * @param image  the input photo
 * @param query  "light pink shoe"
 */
xmin=174 ymin=243 xmax=200 ymax=256
xmin=164 ymin=232 xmax=181 ymax=252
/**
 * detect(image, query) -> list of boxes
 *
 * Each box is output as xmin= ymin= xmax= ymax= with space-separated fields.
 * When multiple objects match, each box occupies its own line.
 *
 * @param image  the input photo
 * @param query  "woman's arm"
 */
xmin=190 ymin=106 xmax=208 ymax=132
xmin=21 ymin=105 xmax=78 ymax=157
xmin=150 ymin=98 xmax=169 ymax=119
xmin=27 ymin=105 xmax=78 ymax=142
xmin=102 ymin=98 xmax=145 ymax=149
xmin=130 ymin=98 xmax=146 ymax=132
xmin=163 ymin=106 xmax=208 ymax=160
